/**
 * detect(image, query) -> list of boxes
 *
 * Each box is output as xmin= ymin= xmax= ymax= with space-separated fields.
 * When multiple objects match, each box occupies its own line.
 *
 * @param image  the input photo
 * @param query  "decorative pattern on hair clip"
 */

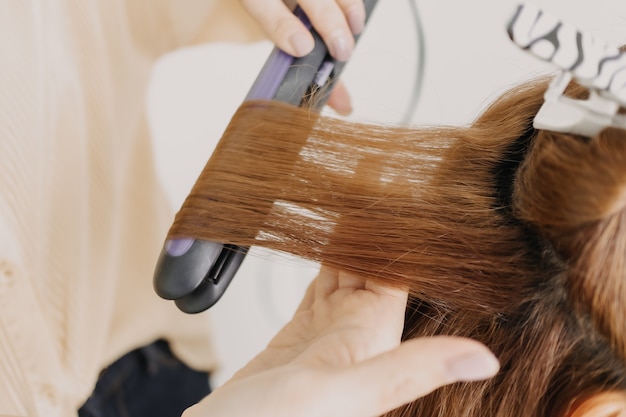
xmin=507 ymin=3 xmax=626 ymax=137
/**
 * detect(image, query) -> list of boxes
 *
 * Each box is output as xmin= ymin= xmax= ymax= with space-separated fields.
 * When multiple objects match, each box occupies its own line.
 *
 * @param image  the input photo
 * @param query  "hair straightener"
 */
xmin=153 ymin=0 xmax=380 ymax=314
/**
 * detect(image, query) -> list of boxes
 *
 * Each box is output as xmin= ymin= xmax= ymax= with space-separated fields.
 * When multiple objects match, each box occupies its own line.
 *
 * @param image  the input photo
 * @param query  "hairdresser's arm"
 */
xmin=183 ymin=268 xmax=499 ymax=417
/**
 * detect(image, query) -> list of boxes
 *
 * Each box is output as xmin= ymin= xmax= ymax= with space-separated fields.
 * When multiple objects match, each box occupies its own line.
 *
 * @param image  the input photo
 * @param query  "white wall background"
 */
xmin=147 ymin=0 xmax=626 ymax=387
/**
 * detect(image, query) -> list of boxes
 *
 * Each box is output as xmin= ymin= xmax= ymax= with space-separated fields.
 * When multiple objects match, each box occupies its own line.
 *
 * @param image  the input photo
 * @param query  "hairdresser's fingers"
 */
xmin=338 ymin=0 xmax=367 ymax=34
xmin=331 ymin=337 xmax=500 ymax=417
xmin=326 ymin=81 xmax=353 ymax=115
xmin=314 ymin=266 xmax=339 ymax=299
xmin=361 ymin=279 xmax=409 ymax=347
xmin=298 ymin=0 xmax=364 ymax=61
xmin=240 ymin=0 xmax=314 ymax=57
xmin=337 ymin=270 xmax=366 ymax=290
xmin=241 ymin=0 xmax=361 ymax=59
xmin=365 ymin=279 xmax=409 ymax=304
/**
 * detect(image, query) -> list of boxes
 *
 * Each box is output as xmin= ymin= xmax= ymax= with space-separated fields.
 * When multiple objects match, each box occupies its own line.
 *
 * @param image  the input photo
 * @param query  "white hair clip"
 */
xmin=507 ymin=3 xmax=626 ymax=137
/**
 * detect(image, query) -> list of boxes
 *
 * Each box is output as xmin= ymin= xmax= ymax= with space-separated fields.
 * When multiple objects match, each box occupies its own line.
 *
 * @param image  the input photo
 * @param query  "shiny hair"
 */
xmin=168 ymin=76 xmax=626 ymax=417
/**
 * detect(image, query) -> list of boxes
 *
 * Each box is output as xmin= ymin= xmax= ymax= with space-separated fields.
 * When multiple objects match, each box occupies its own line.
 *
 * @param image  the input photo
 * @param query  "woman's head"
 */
xmin=168 ymin=76 xmax=626 ymax=417
xmin=395 ymin=78 xmax=626 ymax=417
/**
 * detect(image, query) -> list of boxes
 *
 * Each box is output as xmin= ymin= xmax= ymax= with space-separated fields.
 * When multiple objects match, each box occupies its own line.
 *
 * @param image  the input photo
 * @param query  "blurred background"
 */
xmin=147 ymin=0 xmax=626 ymax=386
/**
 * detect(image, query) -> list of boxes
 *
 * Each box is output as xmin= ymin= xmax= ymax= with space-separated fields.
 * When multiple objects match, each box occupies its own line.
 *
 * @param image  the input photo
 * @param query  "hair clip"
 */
xmin=507 ymin=3 xmax=626 ymax=137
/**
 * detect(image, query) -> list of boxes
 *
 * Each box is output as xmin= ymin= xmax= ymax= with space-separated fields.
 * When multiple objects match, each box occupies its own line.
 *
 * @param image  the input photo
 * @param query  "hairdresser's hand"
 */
xmin=241 ymin=0 xmax=364 ymax=60
xmin=183 ymin=267 xmax=500 ymax=417
xmin=240 ymin=0 xmax=362 ymax=115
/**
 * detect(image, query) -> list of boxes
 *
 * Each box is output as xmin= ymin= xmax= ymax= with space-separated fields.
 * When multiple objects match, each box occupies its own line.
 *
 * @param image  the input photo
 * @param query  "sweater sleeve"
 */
xmin=125 ymin=0 xmax=265 ymax=58
xmin=0 ymin=215 xmax=32 ymax=417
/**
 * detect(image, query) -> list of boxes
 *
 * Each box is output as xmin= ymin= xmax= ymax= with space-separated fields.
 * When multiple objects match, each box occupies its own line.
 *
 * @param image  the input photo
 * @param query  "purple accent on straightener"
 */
xmin=245 ymin=49 xmax=295 ymax=101
xmin=245 ymin=6 xmax=310 ymax=101
xmin=314 ymin=62 xmax=335 ymax=86
xmin=165 ymin=237 xmax=195 ymax=256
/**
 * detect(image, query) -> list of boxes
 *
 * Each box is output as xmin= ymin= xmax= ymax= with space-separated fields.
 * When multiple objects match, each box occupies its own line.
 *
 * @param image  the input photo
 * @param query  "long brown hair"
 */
xmin=168 ymin=76 xmax=626 ymax=417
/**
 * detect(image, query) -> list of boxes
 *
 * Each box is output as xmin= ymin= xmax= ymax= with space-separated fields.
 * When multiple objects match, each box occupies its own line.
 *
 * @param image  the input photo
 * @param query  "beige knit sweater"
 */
xmin=0 ymin=1 xmax=262 ymax=415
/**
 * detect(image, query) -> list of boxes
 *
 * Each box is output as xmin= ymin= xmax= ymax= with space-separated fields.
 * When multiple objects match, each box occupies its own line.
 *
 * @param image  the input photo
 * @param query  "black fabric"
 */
xmin=78 ymin=339 xmax=211 ymax=417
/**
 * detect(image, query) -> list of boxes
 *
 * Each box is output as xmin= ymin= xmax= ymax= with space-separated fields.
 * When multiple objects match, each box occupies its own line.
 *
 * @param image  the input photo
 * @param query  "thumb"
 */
xmin=330 ymin=336 xmax=500 ymax=417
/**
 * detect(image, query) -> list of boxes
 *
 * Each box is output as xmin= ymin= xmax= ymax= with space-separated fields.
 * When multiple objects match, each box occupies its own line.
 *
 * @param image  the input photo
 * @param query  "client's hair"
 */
xmin=168 ymin=76 xmax=626 ymax=417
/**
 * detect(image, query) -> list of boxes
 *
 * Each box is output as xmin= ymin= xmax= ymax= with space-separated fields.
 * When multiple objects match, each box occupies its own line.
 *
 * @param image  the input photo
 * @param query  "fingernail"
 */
xmin=289 ymin=32 xmax=313 ymax=57
xmin=329 ymin=32 xmax=352 ymax=62
xmin=347 ymin=5 xmax=366 ymax=34
xmin=446 ymin=352 xmax=500 ymax=382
